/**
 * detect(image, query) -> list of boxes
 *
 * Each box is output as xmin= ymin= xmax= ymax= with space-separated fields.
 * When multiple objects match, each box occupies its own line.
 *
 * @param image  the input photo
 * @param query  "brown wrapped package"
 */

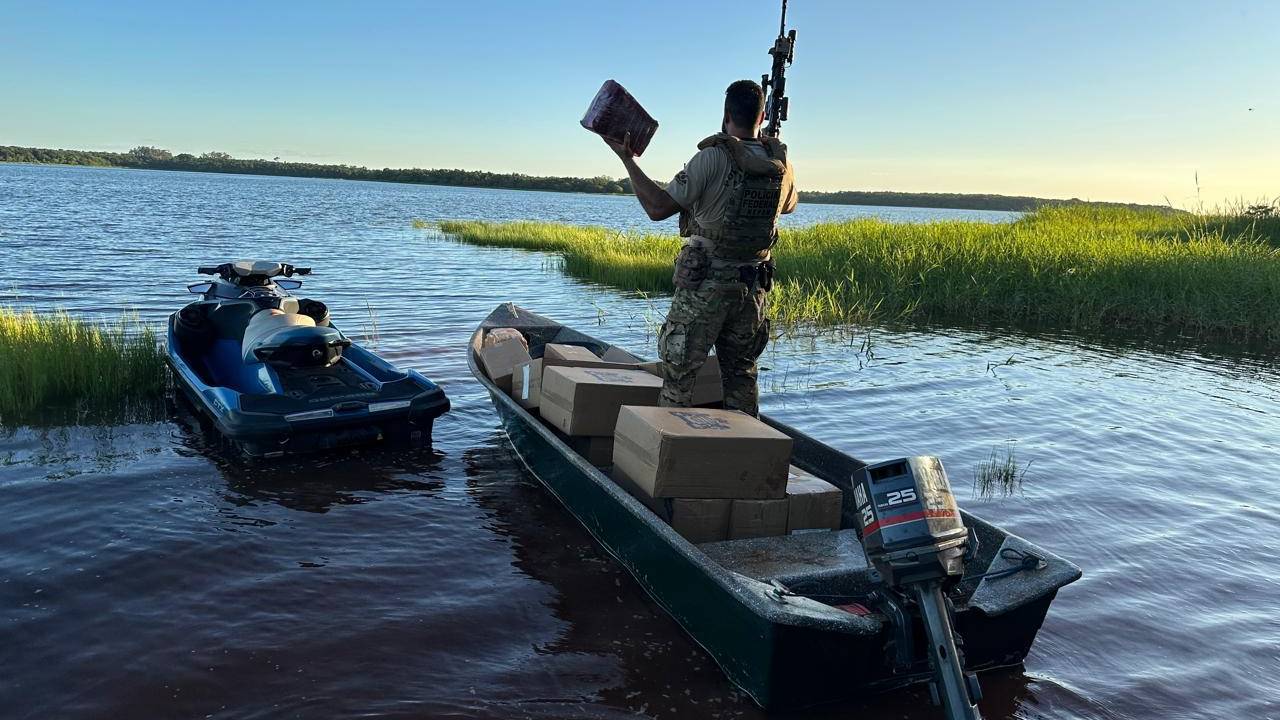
xmin=483 ymin=327 xmax=528 ymax=351
xmin=581 ymin=80 xmax=659 ymax=157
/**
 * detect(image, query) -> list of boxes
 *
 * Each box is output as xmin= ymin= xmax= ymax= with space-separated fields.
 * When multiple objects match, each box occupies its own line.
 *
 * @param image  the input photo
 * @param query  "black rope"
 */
xmin=961 ymin=547 xmax=1046 ymax=583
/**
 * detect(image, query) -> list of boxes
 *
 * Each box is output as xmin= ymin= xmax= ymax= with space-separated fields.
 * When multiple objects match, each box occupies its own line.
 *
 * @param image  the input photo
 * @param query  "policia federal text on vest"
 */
xmin=680 ymin=133 xmax=789 ymax=262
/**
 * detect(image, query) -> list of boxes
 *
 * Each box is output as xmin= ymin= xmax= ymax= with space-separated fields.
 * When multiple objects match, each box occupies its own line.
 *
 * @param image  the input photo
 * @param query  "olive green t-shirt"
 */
xmin=666 ymin=140 xmax=797 ymax=235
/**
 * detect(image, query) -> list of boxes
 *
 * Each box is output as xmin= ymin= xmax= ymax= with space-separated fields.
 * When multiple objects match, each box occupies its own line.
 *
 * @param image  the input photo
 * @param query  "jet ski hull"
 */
xmin=167 ymin=314 xmax=448 ymax=458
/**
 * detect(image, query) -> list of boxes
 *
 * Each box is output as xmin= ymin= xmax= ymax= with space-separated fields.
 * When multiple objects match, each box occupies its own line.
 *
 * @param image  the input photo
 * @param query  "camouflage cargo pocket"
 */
xmin=658 ymin=320 xmax=689 ymax=367
xmin=672 ymin=245 xmax=709 ymax=289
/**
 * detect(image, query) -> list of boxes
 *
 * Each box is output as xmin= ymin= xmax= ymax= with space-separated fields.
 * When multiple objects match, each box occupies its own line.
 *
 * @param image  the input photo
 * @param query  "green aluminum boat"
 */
xmin=469 ymin=303 xmax=1080 ymax=711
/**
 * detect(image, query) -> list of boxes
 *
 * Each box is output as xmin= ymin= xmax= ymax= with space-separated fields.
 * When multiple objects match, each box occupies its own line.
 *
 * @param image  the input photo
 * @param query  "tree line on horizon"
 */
xmin=0 ymin=144 xmax=1173 ymax=213
xmin=0 ymin=144 xmax=631 ymax=195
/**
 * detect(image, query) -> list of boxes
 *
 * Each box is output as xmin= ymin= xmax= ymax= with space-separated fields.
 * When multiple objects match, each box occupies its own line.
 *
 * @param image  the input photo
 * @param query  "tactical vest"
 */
xmin=680 ymin=133 xmax=789 ymax=262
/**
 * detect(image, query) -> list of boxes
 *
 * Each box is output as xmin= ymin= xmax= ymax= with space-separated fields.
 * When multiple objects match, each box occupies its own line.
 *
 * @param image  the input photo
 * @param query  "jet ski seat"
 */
xmin=242 ymin=309 xmax=347 ymax=367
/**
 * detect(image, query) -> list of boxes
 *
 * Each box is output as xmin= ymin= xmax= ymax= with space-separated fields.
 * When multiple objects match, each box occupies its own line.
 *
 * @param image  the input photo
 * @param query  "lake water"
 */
xmin=1 ymin=165 xmax=1277 ymax=720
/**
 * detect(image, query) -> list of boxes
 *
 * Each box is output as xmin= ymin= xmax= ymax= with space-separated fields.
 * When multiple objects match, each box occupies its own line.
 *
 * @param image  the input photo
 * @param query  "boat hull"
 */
xmin=470 ymin=303 xmax=1080 ymax=709
xmin=491 ymin=385 xmax=1061 ymax=708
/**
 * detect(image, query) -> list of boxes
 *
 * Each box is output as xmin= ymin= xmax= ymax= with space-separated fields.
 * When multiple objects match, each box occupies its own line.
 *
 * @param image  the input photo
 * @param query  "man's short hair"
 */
xmin=724 ymin=80 xmax=765 ymax=129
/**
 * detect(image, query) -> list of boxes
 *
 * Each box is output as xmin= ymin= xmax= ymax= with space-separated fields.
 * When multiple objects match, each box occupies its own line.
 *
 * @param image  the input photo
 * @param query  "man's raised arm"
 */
xmin=604 ymin=133 xmax=681 ymax=221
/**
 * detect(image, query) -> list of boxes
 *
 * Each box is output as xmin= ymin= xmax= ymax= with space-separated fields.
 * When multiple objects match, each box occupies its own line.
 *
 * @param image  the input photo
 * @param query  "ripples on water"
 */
xmin=1 ymin=165 xmax=1277 ymax=720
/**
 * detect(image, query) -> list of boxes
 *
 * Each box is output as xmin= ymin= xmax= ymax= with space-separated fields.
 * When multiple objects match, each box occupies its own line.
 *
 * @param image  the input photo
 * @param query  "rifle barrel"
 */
xmin=762 ymin=0 xmax=793 ymax=138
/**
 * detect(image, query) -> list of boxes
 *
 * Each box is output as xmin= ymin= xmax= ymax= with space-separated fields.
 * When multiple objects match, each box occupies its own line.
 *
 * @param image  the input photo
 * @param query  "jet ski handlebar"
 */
xmin=197 ymin=263 xmax=313 ymax=280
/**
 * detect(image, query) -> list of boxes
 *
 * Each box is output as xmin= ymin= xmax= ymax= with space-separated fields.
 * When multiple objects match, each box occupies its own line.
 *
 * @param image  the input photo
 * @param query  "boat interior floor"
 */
xmin=699 ymin=529 xmax=877 ymax=598
xmin=276 ymin=361 xmax=376 ymax=400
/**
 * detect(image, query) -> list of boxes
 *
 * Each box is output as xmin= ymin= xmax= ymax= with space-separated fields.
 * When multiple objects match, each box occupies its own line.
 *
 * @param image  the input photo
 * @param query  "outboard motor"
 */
xmin=853 ymin=456 xmax=983 ymax=720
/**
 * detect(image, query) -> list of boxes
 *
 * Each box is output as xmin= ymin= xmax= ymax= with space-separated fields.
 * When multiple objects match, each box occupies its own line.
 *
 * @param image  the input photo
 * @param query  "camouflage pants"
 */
xmin=657 ymin=274 xmax=770 ymax=416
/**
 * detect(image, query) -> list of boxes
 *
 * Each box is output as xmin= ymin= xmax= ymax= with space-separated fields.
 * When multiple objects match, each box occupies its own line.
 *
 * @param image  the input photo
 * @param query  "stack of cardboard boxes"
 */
xmin=487 ymin=338 xmax=664 ymax=464
xmin=490 ymin=334 xmax=720 ymax=445
xmin=610 ymin=406 xmax=843 ymax=543
xmin=478 ymin=329 xmax=844 ymax=544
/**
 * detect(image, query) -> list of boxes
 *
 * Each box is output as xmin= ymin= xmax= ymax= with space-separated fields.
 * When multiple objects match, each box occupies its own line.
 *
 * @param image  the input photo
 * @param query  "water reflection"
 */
xmin=218 ymin=451 xmax=446 ymax=515
xmin=169 ymin=403 xmax=448 ymax=515
xmin=0 ymin=396 xmax=169 ymax=429
xmin=782 ymin=317 xmax=1280 ymax=381
xmin=0 ymin=422 xmax=169 ymax=480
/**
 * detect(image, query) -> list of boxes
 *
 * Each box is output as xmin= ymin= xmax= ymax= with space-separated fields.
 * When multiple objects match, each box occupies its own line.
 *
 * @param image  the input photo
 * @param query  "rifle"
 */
xmin=761 ymin=0 xmax=797 ymax=138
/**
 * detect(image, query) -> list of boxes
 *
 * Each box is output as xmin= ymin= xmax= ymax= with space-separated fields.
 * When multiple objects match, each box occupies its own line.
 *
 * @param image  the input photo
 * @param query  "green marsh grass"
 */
xmin=973 ymin=444 xmax=1030 ymax=498
xmin=433 ymin=205 xmax=1280 ymax=344
xmin=0 ymin=308 xmax=167 ymax=425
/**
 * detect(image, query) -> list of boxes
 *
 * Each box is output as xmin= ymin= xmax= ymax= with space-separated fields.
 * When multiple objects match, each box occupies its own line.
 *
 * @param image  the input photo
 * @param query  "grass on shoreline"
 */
xmin=428 ymin=205 xmax=1280 ymax=345
xmin=0 ymin=309 xmax=167 ymax=425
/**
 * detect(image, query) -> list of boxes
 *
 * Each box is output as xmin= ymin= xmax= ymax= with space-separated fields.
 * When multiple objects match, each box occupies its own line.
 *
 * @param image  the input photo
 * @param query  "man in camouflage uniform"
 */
xmin=603 ymin=80 xmax=797 ymax=416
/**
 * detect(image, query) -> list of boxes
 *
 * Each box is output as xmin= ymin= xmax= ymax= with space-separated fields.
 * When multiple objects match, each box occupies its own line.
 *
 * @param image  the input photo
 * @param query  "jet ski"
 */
xmin=166 ymin=261 xmax=449 ymax=458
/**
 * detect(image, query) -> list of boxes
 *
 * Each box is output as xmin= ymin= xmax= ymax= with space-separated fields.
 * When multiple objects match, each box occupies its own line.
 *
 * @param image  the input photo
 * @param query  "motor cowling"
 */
xmin=853 ymin=456 xmax=968 ymax=587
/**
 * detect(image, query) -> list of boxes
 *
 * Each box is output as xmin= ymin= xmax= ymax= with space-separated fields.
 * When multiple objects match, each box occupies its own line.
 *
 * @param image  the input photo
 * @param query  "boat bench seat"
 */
xmin=698 ymin=529 xmax=877 ymax=597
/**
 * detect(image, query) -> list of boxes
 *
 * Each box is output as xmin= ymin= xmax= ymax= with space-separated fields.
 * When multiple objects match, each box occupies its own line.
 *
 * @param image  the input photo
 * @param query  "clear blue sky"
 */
xmin=2 ymin=0 xmax=1275 ymax=205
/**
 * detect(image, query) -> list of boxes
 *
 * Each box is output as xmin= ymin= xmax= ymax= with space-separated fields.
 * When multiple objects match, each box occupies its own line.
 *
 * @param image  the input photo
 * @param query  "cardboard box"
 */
xmin=638 ymin=355 xmax=722 ymax=406
xmin=612 ymin=406 xmax=791 ymax=499
xmin=550 ymin=425 xmax=613 ymax=465
xmin=786 ymin=466 xmax=843 ymax=533
xmin=541 ymin=366 xmax=663 ymax=436
xmin=568 ymin=435 xmax=614 ymax=466
xmin=669 ymin=498 xmax=732 ymax=543
xmin=543 ymin=343 xmax=639 ymax=372
xmin=601 ymin=346 xmax=644 ymax=364
xmin=611 ymin=469 xmax=731 ymax=543
xmin=730 ymin=498 xmax=789 ymax=540
xmin=510 ymin=359 xmax=542 ymax=409
xmin=543 ymin=343 xmax=600 ymax=365
xmin=513 ymin=344 xmax=637 ymax=412
xmin=478 ymin=339 xmax=533 ymax=393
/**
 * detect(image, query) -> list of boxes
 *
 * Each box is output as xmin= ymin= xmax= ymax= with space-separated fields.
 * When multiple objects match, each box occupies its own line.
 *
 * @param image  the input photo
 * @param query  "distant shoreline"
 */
xmin=1 ymin=144 xmax=1173 ymax=213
